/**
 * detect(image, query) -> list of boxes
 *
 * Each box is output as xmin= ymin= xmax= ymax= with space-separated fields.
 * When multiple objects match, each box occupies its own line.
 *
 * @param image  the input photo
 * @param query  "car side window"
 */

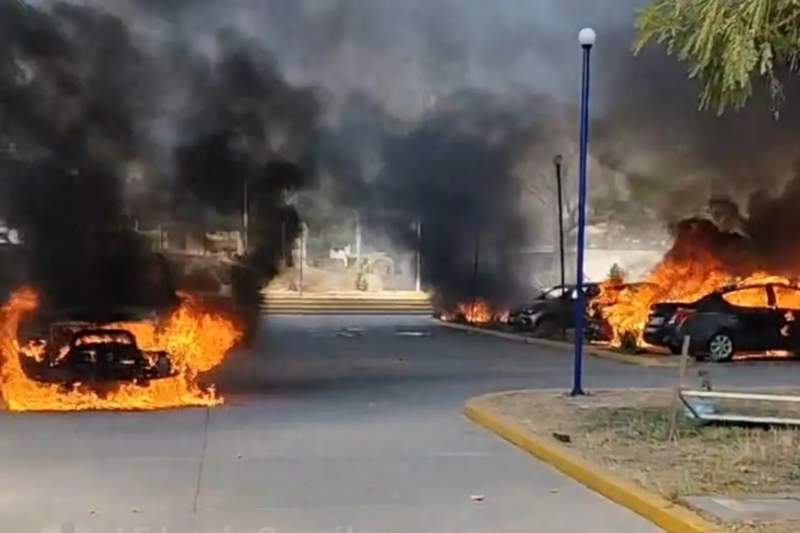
xmin=544 ymin=286 xmax=567 ymax=299
xmin=774 ymin=286 xmax=800 ymax=309
xmin=721 ymin=287 xmax=769 ymax=308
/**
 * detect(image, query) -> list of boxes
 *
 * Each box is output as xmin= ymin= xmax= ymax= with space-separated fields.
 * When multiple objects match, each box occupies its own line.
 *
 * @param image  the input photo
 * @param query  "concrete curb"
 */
xmin=437 ymin=320 xmax=677 ymax=367
xmin=464 ymin=396 xmax=726 ymax=533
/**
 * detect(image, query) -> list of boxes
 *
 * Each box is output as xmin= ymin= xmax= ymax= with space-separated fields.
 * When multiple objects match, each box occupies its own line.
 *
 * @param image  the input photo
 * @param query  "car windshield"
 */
xmin=540 ymin=286 xmax=569 ymax=300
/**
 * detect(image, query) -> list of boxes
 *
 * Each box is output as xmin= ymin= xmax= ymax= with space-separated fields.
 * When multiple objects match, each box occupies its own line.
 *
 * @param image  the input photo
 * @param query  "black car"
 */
xmin=18 ymin=253 xmax=178 ymax=385
xmin=508 ymin=283 xmax=600 ymax=337
xmin=644 ymin=283 xmax=800 ymax=362
xmin=643 ymin=301 xmax=693 ymax=354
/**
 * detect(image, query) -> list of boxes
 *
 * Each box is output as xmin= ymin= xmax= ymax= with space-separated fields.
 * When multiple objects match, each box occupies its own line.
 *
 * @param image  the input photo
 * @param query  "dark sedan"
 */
xmin=644 ymin=283 xmax=800 ymax=362
xmin=508 ymin=283 xmax=600 ymax=338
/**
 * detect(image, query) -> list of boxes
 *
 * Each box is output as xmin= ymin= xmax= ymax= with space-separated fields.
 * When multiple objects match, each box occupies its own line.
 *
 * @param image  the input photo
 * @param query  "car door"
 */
xmin=558 ymin=287 xmax=594 ymax=328
xmin=551 ymin=288 xmax=576 ymax=327
xmin=771 ymin=285 xmax=800 ymax=350
xmin=720 ymin=286 xmax=776 ymax=351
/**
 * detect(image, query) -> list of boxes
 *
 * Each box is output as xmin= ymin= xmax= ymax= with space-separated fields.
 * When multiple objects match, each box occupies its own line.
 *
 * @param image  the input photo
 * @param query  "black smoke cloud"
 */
xmin=5 ymin=0 xmax=800 ymax=312
xmin=0 ymin=1 xmax=318 ymax=307
xmin=309 ymin=90 xmax=570 ymax=308
xmin=371 ymin=92 xmax=545 ymax=308
xmin=169 ymin=29 xmax=319 ymax=279
xmin=590 ymin=1 xmax=800 ymax=223
xmin=308 ymin=0 xmax=800 ymax=303
xmin=0 ymin=1 xmax=151 ymax=306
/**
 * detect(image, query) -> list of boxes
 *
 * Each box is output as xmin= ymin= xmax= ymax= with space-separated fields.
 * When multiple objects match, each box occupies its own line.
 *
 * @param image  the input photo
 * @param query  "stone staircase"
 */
xmin=260 ymin=291 xmax=433 ymax=315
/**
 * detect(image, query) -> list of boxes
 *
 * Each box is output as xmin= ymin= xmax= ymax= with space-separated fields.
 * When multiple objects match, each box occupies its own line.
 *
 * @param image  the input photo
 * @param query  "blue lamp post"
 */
xmin=571 ymin=27 xmax=596 ymax=397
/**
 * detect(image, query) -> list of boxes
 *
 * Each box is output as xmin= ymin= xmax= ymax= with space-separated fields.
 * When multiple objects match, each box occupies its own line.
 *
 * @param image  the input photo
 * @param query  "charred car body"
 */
xmin=18 ymin=253 xmax=179 ymax=385
xmin=508 ymin=284 xmax=601 ymax=337
xmin=644 ymin=283 xmax=800 ymax=361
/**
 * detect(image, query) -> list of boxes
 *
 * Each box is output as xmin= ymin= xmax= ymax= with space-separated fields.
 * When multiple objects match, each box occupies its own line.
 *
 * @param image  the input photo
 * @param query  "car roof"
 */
xmin=711 ymin=282 xmax=800 ymax=297
xmin=720 ymin=282 xmax=797 ymax=291
xmin=546 ymin=282 xmax=598 ymax=290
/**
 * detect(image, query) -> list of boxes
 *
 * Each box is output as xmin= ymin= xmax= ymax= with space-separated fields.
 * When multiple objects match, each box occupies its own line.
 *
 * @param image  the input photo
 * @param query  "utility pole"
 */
xmin=298 ymin=223 xmax=306 ymax=296
xmin=469 ymin=233 xmax=480 ymax=320
xmin=415 ymin=219 xmax=422 ymax=292
xmin=242 ymin=174 xmax=249 ymax=254
xmin=354 ymin=211 xmax=362 ymax=261
xmin=280 ymin=219 xmax=286 ymax=266
xmin=554 ymin=154 xmax=566 ymax=291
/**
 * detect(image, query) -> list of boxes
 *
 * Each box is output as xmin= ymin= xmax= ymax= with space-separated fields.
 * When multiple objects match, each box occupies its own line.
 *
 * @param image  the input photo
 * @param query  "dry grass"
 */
xmin=478 ymin=389 xmax=800 ymax=533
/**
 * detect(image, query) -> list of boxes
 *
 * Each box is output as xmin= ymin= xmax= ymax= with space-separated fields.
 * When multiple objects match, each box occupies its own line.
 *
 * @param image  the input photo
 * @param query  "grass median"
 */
xmin=473 ymin=389 xmax=800 ymax=533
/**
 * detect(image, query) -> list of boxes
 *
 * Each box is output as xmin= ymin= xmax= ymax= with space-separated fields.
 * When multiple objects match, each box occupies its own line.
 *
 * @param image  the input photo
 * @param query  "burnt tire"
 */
xmin=706 ymin=332 xmax=735 ymax=362
xmin=532 ymin=318 xmax=560 ymax=339
xmin=510 ymin=321 xmax=527 ymax=332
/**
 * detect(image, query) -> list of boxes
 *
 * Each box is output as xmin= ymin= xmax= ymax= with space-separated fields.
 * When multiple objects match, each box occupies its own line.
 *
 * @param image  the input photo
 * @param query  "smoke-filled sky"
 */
xmin=103 ymin=0 xmax=798 ymax=216
xmin=6 ymin=0 xmax=800 ymax=305
xmin=14 ymin=0 xmax=800 ymax=193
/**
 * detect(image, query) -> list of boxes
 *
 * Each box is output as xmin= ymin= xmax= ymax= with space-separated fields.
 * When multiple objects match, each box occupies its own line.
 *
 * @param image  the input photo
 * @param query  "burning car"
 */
xmin=508 ymin=283 xmax=600 ymax=337
xmin=17 ymin=253 xmax=179 ymax=386
xmin=644 ymin=282 xmax=800 ymax=361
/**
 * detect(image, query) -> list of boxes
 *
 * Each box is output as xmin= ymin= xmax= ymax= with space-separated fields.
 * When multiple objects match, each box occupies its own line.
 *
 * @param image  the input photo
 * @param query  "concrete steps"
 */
xmin=260 ymin=291 xmax=433 ymax=315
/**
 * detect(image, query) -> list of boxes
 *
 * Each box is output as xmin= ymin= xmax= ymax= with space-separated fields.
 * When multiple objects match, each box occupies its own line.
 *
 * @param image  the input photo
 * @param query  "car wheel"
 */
xmin=510 ymin=320 xmax=526 ymax=332
xmin=532 ymin=318 xmax=560 ymax=339
xmin=669 ymin=344 xmax=682 ymax=355
xmin=155 ymin=354 xmax=172 ymax=376
xmin=707 ymin=332 xmax=735 ymax=362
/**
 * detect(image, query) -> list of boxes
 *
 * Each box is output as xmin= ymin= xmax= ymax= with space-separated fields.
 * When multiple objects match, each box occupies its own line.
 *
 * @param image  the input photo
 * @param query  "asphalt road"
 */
xmin=3 ymin=315 xmax=799 ymax=533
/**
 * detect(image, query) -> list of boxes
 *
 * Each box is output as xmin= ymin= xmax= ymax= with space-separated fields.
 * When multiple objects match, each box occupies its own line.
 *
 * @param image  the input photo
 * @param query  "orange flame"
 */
xmin=598 ymin=220 xmax=800 ymax=347
xmin=441 ymin=299 xmax=507 ymax=325
xmin=0 ymin=289 xmax=242 ymax=412
xmin=460 ymin=300 xmax=493 ymax=324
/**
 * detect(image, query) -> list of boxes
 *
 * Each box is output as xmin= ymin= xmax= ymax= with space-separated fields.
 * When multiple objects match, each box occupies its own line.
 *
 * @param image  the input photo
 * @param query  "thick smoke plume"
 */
xmin=0 ymin=1 xmax=151 ymax=306
xmin=4 ymin=0 xmax=800 ymax=312
xmin=335 ymin=92 xmax=566 ymax=308
xmin=0 ymin=1 xmax=317 ymax=308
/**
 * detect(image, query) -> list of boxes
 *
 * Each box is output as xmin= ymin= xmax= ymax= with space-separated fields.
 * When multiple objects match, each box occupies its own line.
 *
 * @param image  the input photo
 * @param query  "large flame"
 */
xmin=0 ymin=289 xmax=242 ymax=412
xmin=598 ymin=220 xmax=800 ymax=347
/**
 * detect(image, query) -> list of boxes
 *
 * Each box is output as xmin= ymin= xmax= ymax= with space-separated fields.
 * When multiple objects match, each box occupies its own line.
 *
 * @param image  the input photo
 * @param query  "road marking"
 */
xmin=192 ymin=407 xmax=211 ymax=513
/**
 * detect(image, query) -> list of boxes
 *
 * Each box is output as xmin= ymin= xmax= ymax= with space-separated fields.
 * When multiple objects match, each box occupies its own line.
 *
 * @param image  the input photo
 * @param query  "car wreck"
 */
xmin=644 ymin=282 xmax=800 ymax=362
xmin=17 ymin=253 xmax=180 ymax=386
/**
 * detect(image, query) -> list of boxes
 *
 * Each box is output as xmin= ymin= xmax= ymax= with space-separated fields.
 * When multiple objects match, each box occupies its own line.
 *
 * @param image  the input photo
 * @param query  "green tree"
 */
xmin=635 ymin=0 xmax=800 ymax=115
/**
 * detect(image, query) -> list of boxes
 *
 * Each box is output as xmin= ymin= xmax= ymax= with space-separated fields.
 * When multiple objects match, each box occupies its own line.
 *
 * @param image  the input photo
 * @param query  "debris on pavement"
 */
xmin=395 ymin=330 xmax=431 ymax=337
xmin=470 ymin=494 xmax=485 ymax=502
xmin=552 ymin=432 xmax=572 ymax=443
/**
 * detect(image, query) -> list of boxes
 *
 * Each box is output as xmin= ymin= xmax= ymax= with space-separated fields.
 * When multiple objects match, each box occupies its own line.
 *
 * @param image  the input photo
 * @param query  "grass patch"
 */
xmin=584 ymin=406 xmax=704 ymax=440
xmin=478 ymin=389 xmax=800 ymax=533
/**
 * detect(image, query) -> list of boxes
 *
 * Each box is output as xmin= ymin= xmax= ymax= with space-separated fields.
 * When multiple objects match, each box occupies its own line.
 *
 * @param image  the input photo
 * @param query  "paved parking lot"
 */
xmin=4 ymin=315 xmax=799 ymax=533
